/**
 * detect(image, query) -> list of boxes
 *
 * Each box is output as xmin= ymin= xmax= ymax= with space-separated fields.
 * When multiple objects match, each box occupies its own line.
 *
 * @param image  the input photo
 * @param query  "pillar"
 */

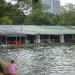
xmin=6 ymin=35 xmax=7 ymax=45
xmin=16 ymin=36 xmax=17 ymax=45
xmin=25 ymin=35 xmax=27 ymax=44
xmin=49 ymin=35 xmax=51 ymax=43
xmin=72 ymin=34 xmax=75 ymax=40
xmin=60 ymin=35 xmax=65 ymax=43
xmin=36 ymin=35 xmax=41 ymax=43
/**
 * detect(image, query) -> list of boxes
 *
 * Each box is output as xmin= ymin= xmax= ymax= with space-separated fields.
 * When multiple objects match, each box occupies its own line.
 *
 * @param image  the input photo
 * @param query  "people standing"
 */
xmin=7 ymin=60 xmax=17 ymax=75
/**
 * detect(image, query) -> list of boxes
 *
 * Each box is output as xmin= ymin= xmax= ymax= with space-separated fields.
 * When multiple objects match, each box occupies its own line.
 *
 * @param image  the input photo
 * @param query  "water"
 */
xmin=0 ymin=45 xmax=75 ymax=75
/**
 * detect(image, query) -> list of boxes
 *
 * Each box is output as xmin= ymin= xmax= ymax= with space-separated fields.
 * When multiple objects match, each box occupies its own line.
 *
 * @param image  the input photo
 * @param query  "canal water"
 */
xmin=0 ymin=45 xmax=75 ymax=75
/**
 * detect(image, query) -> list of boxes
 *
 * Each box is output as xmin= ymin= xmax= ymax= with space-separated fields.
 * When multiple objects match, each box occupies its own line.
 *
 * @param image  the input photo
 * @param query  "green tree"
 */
xmin=0 ymin=16 xmax=13 ymax=25
xmin=59 ymin=3 xmax=75 ymax=25
xmin=24 ymin=12 xmax=53 ymax=25
xmin=14 ymin=0 xmax=32 ymax=15
xmin=0 ymin=0 xmax=25 ymax=25
xmin=0 ymin=0 xmax=6 ymax=17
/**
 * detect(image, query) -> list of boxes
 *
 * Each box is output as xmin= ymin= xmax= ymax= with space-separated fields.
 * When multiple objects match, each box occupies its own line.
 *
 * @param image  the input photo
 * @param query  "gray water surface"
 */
xmin=0 ymin=45 xmax=75 ymax=75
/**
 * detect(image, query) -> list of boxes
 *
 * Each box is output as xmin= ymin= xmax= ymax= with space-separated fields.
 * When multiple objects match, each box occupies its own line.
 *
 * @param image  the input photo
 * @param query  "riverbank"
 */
xmin=0 ymin=58 xmax=8 ymax=66
xmin=0 ymin=58 xmax=9 ymax=75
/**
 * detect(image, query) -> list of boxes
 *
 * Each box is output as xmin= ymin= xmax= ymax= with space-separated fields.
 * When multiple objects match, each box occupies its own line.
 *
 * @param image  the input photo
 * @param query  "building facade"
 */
xmin=32 ymin=0 xmax=60 ymax=14
xmin=0 ymin=25 xmax=75 ymax=45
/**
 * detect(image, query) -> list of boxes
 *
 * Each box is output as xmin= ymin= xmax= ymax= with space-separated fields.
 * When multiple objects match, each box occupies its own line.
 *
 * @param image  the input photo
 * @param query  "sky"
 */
xmin=60 ymin=0 xmax=75 ymax=5
xmin=6 ymin=0 xmax=75 ymax=5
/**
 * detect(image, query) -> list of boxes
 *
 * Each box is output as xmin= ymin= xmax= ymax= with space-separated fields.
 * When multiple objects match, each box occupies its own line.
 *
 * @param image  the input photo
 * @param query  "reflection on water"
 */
xmin=0 ymin=45 xmax=75 ymax=75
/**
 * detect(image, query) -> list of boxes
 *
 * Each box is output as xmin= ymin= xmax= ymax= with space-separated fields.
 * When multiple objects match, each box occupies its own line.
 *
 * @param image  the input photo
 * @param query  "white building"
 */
xmin=41 ymin=0 xmax=60 ymax=14
xmin=32 ymin=0 xmax=60 ymax=14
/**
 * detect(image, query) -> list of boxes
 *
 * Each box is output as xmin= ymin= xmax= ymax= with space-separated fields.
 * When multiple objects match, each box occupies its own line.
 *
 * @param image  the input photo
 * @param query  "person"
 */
xmin=0 ymin=63 xmax=4 ymax=75
xmin=7 ymin=60 xmax=17 ymax=75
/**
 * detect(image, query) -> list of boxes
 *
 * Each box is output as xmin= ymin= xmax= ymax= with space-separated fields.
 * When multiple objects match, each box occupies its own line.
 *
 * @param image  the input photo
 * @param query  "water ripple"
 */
xmin=0 ymin=45 xmax=75 ymax=75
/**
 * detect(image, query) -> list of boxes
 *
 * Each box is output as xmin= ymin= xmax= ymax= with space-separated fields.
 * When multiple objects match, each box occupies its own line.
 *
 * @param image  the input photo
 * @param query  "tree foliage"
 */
xmin=0 ymin=16 xmax=13 ymax=25
xmin=24 ymin=12 xmax=51 ymax=25
xmin=0 ymin=0 xmax=25 ymax=25
xmin=59 ymin=3 xmax=75 ymax=25
xmin=0 ymin=0 xmax=75 ymax=26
